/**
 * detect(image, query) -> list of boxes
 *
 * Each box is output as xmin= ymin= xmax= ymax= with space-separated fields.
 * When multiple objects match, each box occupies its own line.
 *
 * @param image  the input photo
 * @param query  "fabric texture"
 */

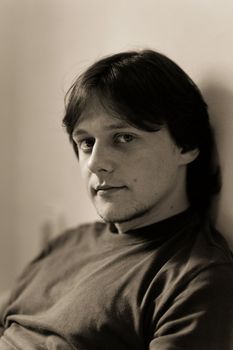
xmin=0 ymin=209 xmax=233 ymax=349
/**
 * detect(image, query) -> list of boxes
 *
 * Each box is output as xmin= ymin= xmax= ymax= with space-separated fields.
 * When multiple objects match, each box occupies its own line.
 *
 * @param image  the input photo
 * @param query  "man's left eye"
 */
xmin=115 ymin=134 xmax=135 ymax=144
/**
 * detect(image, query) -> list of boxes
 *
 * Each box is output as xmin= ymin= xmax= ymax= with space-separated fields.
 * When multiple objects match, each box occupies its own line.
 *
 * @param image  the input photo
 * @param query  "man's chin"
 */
xmin=96 ymin=209 xmax=126 ymax=223
xmin=95 ymin=205 xmax=149 ymax=224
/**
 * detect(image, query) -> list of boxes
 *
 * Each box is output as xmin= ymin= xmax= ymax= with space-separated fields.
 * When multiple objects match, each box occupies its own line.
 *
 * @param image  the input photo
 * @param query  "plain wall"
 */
xmin=0 ymin=1 xmax=19 ymax=290
xmin=1 ymin=0 xmax=233 ymax=293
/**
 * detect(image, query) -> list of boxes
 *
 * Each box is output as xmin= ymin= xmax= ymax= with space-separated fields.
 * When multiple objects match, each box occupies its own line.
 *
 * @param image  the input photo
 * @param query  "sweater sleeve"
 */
xmin=0 ymin=235 xmax=60 ymax=336
xmin=149 ymin=264 xmax=233 ymax=350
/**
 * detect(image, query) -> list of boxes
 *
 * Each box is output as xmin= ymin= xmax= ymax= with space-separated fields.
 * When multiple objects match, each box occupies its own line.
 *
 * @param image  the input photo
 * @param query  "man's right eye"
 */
xmin=77 ymin=138 xmax=95 ymax=152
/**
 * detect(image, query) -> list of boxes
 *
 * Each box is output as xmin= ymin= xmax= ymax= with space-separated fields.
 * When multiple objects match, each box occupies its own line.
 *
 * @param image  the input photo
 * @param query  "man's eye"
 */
xmin=78 ymin=138 xmax=95 ymax=152
xmin=115 ymin=134 xmax=135 ymax=144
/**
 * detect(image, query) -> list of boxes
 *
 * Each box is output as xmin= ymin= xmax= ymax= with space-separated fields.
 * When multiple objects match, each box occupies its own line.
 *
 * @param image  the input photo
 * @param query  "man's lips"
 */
xmin=93 ymin=185 xmax=126 ymax=195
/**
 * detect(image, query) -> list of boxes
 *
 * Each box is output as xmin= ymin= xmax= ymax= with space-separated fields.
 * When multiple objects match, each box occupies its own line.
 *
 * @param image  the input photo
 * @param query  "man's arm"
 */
xmin=149 ymin=265 xmax=233 ymax=350
xmin=0 ymin=290 xmax=11 ymax=336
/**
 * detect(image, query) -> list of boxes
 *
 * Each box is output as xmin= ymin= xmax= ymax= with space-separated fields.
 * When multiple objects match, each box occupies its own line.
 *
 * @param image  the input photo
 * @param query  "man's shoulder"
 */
xmin=32 ymin=221 xmax=107 ymax=263
xmin=192 ymin=222 xmax=233 ymax=267
xmin=50 ymin=221 xmax=107 ymax=249
xmin=153 ymin=219 xmax=233 ymax=309
xmin=168 ymin=219 xmax=233 ymax=289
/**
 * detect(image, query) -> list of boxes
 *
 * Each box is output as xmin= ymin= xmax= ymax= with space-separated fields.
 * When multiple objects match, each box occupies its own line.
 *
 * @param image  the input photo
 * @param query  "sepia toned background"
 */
xmin=1 ymin=0 xmax=233 ymax=294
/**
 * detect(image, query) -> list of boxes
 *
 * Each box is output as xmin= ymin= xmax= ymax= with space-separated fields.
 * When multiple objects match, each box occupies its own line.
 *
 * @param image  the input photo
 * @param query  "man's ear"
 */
xmin=179 ymin=147 xmax=200 ymax=165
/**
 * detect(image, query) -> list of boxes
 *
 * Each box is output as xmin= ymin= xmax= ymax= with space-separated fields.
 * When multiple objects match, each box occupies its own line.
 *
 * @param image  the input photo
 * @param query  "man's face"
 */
xmin=72 ymin=98 xmax=191 ymax=230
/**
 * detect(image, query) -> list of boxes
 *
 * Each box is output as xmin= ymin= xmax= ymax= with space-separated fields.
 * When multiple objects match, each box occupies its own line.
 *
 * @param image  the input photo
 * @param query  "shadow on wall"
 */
xmin=202 ymin=80 xmax=233 ymax=248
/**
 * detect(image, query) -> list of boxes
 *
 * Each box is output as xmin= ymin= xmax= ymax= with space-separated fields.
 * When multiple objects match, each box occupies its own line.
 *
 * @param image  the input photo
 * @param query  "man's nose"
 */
xmin=87 ymin=143 xmax=114 ymax=174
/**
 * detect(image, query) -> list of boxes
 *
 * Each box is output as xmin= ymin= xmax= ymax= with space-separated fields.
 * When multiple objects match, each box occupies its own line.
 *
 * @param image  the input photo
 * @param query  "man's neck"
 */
xmin=114 ymin=201 xmax=190 ymax=234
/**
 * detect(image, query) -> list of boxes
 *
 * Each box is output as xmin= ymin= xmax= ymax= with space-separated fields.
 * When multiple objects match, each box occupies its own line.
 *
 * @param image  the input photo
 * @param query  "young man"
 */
xmin=1 ymin=50 xmax=233 ymax=349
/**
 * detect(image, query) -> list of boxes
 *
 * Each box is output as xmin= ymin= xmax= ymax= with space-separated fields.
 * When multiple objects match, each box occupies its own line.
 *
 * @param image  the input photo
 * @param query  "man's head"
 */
xmin=63 ymin=49 xmax=220 ymax=226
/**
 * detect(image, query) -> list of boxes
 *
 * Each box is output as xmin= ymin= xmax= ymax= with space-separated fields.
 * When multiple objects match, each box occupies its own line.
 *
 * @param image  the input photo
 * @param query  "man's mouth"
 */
xmin=94 ymin=185 xmax=126 ymax=196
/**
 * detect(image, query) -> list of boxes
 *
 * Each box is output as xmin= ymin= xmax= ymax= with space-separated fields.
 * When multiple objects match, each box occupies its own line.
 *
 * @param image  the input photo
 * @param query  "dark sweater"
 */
xmin=0 ymin=209 xmax=233 ymax=349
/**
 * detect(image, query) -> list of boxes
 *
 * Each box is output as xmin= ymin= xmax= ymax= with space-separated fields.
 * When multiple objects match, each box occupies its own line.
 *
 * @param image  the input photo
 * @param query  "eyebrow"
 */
xmin=72 ymin=122 xmax=133 ymax=138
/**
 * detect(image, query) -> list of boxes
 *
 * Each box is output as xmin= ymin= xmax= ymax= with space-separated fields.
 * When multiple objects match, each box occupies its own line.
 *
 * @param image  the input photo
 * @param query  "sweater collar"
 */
xmin=106 ymin=208 xmax=199 ymax=245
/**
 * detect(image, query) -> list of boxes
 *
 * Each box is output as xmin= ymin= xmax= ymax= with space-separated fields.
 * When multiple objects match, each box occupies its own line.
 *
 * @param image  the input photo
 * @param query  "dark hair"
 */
xmin=63 ymin=49 xmax=220 ymax=215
